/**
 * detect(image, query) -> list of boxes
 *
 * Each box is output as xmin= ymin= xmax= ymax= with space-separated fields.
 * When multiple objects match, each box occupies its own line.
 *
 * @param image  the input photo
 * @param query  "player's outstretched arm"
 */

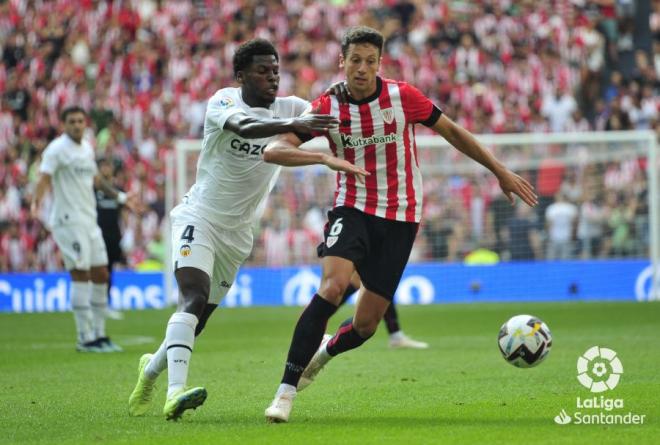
xmin=430 ymin=114 xmax=538 ymax=207
xmin=224 ymin=113 xmax=339 ymax=139
xmin=93 ymin=175 xmax=139 ymax=212
xmin=263 ymin=133 xmax=369 ymax=182
xmin=31 ymin=173 xmax=52 ymax=219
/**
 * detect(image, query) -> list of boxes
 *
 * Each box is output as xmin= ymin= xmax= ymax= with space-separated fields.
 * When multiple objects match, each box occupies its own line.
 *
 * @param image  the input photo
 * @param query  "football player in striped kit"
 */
xmin=263 ymin=26 xmax=538 ymax=423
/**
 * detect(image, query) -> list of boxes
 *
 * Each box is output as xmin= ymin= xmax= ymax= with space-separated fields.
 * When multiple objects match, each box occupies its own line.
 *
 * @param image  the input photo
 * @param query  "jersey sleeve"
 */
xmin=39 ymin=144 xmax=59 ymax=175
xmin=290 ymin=96 xmax=311 ymax=117
xmin=207 ymin=90 xmax=246 ymax=131
xmin=400 ymin=83 xmax=442 ymax=127
xmin=294 ymin=94 xmax=332 ymax=143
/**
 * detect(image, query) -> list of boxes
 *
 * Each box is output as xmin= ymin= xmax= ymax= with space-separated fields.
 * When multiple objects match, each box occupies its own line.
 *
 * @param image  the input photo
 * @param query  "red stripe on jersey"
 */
xmin=359 ymin=103 xmax=378 ymax=214
xmin=320 ymin=98 xmax=341 ymax=199
xmin=378 ymin=85 xmax=399 ymax=220
xmin=338 ymin=102 xmax=356 ymax=208
xmin=310 ymin=95 xmax=334 ymax=146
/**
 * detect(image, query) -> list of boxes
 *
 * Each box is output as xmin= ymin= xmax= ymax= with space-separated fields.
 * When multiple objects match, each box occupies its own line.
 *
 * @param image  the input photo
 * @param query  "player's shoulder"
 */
xmin=82 ymin=138 xmax=95 ymax=153
xmin=309 ymin=93 xmax=333 ymax=112
xmin=381 ymin=77 xmax=416 ymax=92
xmin=275 ymin=95 xmax=310 ymax=108
xmin=273 ymin=95 xmax=311 ymax=118
xmin=208 ymin=87 xmax=242 ymax=109
xmin=44 ymin=134 xmax=68 ymax=153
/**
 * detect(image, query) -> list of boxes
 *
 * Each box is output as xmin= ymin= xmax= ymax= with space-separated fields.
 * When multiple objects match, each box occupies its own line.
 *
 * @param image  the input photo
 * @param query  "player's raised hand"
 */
xmin=291 ymin=114 xmax=340 ymax=134
xmin=124 ymin=191 xmax=141 ymax=213
xmin=322 ymin=154 xmax=370 ymax=183
xmin=324 ymin=81 xmax=350 ymax=104
xmin=497 ymin=170 xmax=538 ymax=207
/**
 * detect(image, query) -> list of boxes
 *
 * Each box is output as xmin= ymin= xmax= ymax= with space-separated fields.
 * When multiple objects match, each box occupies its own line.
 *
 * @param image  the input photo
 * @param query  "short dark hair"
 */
xmin=60 ymin=106 xmax=87 ymax=122
xmin=233 ymin=39 xmax=279 ymax=78
xmin=341 ymin=26 xmax=384 ymax=57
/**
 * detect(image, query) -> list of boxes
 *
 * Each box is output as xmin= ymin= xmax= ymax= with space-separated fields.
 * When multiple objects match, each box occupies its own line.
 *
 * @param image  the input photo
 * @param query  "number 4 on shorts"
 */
xmin=181 ymin=225 xmax=195 ymax=242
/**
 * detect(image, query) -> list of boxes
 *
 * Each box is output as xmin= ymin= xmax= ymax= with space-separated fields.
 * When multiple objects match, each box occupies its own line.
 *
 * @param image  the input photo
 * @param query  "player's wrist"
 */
xmin=491 ymin=162 xmax=508 ymax=180
xmin=284 ymin=118 xmax=299 ymax=132
xmin=116 ymin=191 xmax=127 ymax=204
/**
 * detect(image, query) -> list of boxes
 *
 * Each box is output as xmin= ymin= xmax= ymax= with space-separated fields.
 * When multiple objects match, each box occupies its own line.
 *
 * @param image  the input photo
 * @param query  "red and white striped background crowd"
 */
xmin=0 ymin=0 xmax=658 ymax=271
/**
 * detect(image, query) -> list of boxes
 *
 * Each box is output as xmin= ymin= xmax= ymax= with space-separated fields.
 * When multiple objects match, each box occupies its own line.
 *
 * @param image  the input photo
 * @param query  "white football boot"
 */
xmin=298 ymin=334 xmax=333 ymax=391
xmin=265 ymin=386 xmax=296 ymax=423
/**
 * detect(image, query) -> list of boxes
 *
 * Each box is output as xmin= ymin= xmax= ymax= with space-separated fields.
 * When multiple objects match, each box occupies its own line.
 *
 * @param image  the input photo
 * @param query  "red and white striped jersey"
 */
xmin=311 ymin=77 xmax=441 ymax=223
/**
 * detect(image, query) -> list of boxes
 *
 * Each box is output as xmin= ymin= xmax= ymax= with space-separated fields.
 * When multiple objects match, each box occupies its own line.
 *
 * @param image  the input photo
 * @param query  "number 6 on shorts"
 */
xmin=329 ymin=218 xmax=343 ymax=236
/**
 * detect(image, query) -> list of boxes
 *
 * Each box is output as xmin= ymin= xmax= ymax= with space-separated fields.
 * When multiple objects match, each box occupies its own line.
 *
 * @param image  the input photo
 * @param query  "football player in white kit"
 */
xmin=128 ymin=39 xmax=366 ymax=421
xmin=31 ymin=106 xmax=134 ymax=353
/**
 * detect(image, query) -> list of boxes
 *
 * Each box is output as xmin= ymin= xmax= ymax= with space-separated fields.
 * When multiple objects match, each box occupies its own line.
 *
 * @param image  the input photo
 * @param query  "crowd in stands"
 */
xmin=0 ymin=0 xmax=657 ymax=271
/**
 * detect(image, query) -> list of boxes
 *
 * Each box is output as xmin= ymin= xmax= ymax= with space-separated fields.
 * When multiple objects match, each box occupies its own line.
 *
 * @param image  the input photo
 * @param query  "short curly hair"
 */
xmin=341 ymin=26 xmax=384 ymax=57
xmin=233 ymin=39 xmax=279 ymax=78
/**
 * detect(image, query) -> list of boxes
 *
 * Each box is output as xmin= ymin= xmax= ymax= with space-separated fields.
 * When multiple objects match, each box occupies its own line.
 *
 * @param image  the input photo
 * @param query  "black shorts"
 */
xmin=317 ymin=206 xmax=419 ymax=300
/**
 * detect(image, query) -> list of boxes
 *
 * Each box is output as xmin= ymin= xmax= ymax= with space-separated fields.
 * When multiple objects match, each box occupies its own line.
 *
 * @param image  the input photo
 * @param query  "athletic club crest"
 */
xmin=180 ymin=244 xmax=192 ymax=257
xmin=380 ymin=108 xmax=394 ymax=124
xmin=326 ymin=236 xmax=339 ymax=248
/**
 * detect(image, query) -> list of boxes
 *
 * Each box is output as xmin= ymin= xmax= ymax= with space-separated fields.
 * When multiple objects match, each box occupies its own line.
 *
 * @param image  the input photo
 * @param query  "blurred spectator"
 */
xmin=545 ymin=192 xmax=578 ymax=260
xmin=542 ymin=86 xmax=577 ymax=132
xmin=507 ymin=203 xmax=542 ymax=261
xmin=601 ymin=190 xmax=638 ymax=257
xmin=0 ymin=0 xmax=656 ymax=270
xmin=1 ymin=222 xmax=32 ymax=271
xmin=559 ymin=169 xmax=583 ymax=204
xmin=577 ymin=189 xmax=607 ymax=259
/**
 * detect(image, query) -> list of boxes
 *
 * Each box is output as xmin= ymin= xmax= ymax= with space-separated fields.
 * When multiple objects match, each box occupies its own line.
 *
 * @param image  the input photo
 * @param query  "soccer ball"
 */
xmin=498 ymin=314 xmax=552 ymax=368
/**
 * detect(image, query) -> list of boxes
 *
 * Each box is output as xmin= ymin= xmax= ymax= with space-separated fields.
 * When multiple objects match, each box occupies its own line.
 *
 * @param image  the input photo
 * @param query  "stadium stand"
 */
xmin=0 ymin=0 xmax=657 ymax=270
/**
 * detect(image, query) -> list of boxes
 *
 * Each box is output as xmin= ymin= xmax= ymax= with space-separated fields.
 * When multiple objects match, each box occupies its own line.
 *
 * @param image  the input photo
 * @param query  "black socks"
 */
xmin=281 ymin=294 xmax=338 ymax=386
xmin=326 ymin=317 xmax=372 ymax=356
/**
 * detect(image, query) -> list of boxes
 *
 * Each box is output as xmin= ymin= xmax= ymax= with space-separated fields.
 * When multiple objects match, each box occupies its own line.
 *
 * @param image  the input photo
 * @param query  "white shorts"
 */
xmin=52 ymin=224 xmax=109 ymax=271
xmin=171 ymin=206 xmax=253 ymax=305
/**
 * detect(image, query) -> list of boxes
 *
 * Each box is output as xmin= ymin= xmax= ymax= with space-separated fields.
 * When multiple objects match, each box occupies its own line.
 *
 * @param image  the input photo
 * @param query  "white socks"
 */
xmin=166 ymin=312 xmax=198 ymax=398
xmin=90 ymin=283 xmax=108 ymax=339
xmin=145 ymin=340 xmax=167 ymax=379
xmin=70 ymin=281 xmax=93 ymax=343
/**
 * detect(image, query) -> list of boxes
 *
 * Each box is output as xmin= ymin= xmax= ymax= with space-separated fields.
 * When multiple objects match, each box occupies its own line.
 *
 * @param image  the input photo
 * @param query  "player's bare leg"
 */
xmin=265 ymin=256 xmax=352 ymax=422
xmin=299 ymin=287 xmax=389 ymax=391
xmin=160 ymin=267 xmax=209 ymax=420
xmin=340 ymin=272 xmax=428 ymax=349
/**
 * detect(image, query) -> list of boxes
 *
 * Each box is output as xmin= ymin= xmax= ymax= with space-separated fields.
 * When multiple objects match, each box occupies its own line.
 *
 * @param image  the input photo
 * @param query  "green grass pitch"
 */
xmin=1 ymin=301 xmax=659 ymax=444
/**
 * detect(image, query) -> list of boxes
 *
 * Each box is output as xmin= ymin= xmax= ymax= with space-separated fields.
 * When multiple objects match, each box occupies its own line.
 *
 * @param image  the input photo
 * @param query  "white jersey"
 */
xmin=40 ymin=133 xmax=98 ymax=228
xmin=180 ymin=87 xmax=309 ymax=230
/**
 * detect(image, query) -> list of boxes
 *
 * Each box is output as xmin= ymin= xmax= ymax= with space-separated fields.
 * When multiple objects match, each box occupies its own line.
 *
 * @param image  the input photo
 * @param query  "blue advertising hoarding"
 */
xmin=0 ymin=260 xmax=655 ymax=313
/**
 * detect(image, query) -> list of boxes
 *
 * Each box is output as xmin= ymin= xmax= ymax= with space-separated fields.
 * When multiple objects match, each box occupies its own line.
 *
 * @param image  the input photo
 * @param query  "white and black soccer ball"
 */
xmin=498 ymin=314 xmax=552 ymax=368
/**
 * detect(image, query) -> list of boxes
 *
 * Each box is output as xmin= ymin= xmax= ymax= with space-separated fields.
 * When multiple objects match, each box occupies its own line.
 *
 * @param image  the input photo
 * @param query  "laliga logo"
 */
xmin=577 ymin=346 xmax=623 ymax=393
xmin=554 ymin=346 xmax=644 ymax=426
